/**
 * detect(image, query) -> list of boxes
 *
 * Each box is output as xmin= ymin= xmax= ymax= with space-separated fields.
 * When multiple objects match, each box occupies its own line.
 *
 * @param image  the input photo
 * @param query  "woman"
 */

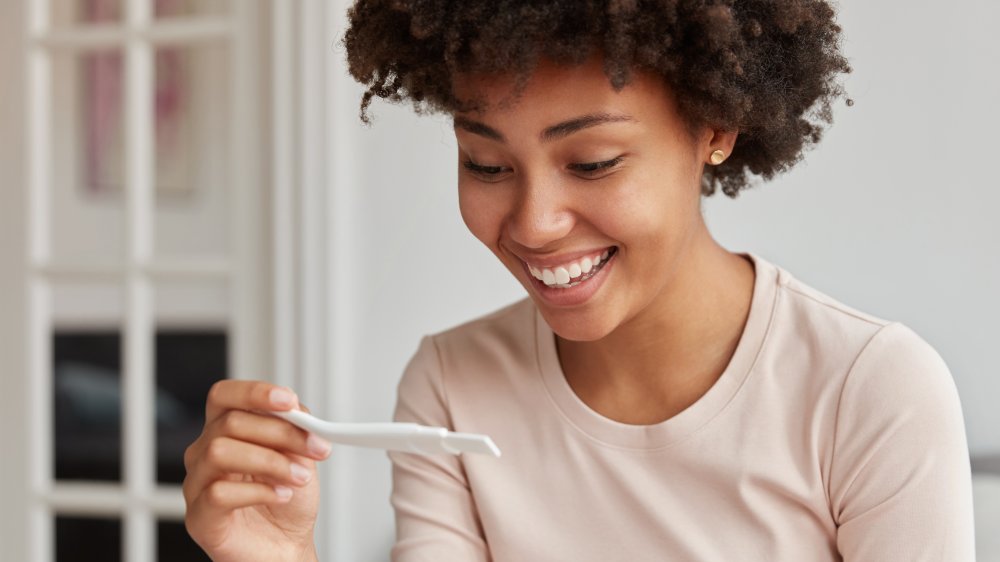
xmin=183 ymin=1 xmax=976 ymax=560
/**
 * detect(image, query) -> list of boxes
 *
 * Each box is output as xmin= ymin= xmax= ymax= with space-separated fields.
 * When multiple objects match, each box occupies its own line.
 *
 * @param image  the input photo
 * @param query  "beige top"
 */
xmin=388 ymin=253 xmax=975 ymax=561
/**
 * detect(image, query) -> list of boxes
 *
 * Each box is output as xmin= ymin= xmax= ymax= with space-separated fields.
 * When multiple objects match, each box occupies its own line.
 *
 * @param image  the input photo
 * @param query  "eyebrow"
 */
xmin=453 ymin=112 xmax=635 ymax=144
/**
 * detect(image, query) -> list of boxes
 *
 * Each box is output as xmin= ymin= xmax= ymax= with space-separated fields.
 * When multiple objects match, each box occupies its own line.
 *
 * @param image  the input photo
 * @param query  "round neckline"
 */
xmin=534 ymin=252 xmax=780 ymax=450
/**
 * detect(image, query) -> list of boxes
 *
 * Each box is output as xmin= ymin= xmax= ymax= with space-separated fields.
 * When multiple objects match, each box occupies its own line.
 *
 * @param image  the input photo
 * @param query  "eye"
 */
xmin=463 ymin=160 xmax=511 ymax=181
xmin=567 ymin=156 xmax=624 ymax=178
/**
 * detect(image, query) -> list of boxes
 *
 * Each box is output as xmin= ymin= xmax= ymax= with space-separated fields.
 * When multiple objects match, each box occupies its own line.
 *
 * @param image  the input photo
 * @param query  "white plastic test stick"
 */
xmin=271 ymin=409 xmax=501 ymax=457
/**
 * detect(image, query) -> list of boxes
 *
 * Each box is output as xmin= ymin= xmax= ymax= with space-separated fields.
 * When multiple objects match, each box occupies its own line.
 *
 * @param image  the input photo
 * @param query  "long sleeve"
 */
xmin=830 ymin=322 xmax=976 ymax=561
xmin=388 ymin=336 xmax=491 ymax=562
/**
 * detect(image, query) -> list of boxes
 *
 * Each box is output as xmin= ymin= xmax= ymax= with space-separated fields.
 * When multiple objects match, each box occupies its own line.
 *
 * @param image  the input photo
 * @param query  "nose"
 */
xmin=505 ymin=177 xmax=574 ymax=250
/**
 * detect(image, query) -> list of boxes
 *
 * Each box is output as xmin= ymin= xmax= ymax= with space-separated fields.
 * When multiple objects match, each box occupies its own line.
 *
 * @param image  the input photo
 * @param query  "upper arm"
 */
xmin=388 ymin=336 xmax=490 ymax=562
xmin=830 ymin=322 xmax=975 ymax=561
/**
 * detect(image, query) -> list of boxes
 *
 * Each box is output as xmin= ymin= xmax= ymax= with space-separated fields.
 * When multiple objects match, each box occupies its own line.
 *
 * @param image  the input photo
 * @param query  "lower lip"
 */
xmin=521 ymin=250 xmax=617 ymax=308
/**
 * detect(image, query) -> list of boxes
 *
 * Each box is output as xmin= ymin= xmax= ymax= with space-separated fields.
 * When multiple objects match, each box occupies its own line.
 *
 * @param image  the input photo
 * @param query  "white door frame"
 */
xmin=270 ymin=1 xmax=362 ymax=559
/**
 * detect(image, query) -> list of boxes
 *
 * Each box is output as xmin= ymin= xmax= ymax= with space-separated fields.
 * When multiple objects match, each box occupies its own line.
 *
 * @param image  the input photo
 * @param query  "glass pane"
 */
xmin=155 ymin=281 xmax=229 ymax=484
xmin=51 ymin=0 xmax=124 ymax=27
xmin=154 ymin=0 xmax=230 ymax=19
xmin=158 ymin=520 xmax=211 ymax=561
xmin=53 ymin=282 xmax=124 ymax=482
xmin=51 ymin=49 xmax=127 ymax=264
xmin=155 ymin=330 xmax=227 ymax=484
xmin=153 ymin=44 xmax=231 ymax=260
xmin=56 ymin=516 xmax=121 ymax=562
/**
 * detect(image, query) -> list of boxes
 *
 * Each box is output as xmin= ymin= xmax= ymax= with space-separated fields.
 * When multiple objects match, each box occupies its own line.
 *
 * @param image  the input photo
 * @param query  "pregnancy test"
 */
xmin=271 ymin=409 xmax=501 ymax=458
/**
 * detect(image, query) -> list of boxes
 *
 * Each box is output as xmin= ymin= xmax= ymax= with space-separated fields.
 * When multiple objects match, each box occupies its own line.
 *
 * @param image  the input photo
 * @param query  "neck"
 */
xmin=555 ymin=229 xmax=755 ymax=424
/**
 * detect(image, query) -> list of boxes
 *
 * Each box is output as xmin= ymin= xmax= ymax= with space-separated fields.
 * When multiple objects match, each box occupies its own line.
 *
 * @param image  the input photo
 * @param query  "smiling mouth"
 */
xmin=524 ymin=247 xmax=618 ymax=289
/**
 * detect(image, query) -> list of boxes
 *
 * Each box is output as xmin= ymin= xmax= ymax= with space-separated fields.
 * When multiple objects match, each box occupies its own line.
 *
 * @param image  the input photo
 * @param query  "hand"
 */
xmin=183 ymin=381 xmax=331 ymax=562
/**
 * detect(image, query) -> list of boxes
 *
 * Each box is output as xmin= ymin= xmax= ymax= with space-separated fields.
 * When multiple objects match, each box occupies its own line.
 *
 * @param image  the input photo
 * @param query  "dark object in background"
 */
xmin=53 ymin=332 xmax=122 ymax=482
xmin=53 ymin=330 xmax=226 ymax=483
xmin=56 ymin=517 xmax=121 ymax=562
xmin=159 ymin=520 xmax=211 ymax=561
xmin=154 ymin=330 xmax=227 ymax=483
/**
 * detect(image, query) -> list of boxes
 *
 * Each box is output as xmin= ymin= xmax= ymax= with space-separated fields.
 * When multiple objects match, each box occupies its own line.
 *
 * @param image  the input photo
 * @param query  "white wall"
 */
xmin=332 ymin=0 xmax=1000 ymax=558
xmin=703 ymin=0 xmax=1000 ymax=453
xmin=0 ymin=1 xmax=31 ymax=560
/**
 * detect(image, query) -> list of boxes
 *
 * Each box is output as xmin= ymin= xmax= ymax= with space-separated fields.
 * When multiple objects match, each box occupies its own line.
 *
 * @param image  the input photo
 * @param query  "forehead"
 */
xmin=451 ymin=56 xmax=676 ymax=125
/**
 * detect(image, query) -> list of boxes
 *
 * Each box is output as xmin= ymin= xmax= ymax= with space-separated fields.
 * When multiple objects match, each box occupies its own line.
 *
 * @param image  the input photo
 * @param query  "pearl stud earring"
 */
xmin=710 ymin=149 xmax=726 ymax=165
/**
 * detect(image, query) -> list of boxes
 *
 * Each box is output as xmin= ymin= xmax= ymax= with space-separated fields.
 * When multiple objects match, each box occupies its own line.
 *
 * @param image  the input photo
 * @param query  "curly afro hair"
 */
xmin=342 ymin=0 xmax=851 ymax=197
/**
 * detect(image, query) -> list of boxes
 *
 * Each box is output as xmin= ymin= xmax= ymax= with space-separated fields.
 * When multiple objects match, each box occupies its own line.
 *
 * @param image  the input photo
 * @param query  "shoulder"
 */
xmin=400 ymin=297 xmax=537 ymax=383
xmin=767 ymin=259 xmax=952 ymax=392
xmin=839 ymin=321 xmax=959 ymax=421
xmin=430 ymin=296 xmax=535 ymax=339
xmin=394 ymin=297 xmax=537 ymax=423
xmin=759 ymin=258 xmax=892 ymax=381
xmin=773 ymin=262 xmax=890 ymax=339
xmin=424 ymin=297 xmax=537 ymax=367
xmin=791 ymin=296 xmax=976 ymax=558
xmin=758 ymin=259 xmax=968 ymax=521
xmin=753 ymin=256 xmax=958 ymax=420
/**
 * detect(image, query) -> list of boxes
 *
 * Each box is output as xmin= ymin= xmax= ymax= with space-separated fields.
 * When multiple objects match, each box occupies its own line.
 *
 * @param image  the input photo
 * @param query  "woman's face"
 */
xmin=454 ymin=56 xmax=730 ymax=342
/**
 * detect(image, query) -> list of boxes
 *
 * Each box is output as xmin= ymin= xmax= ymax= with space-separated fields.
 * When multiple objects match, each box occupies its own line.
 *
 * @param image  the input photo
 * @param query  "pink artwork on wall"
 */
xmin=83 ymin=0 xmax=189 ymax=194
xmin=82 ymin=0 xmax=121 ymax=192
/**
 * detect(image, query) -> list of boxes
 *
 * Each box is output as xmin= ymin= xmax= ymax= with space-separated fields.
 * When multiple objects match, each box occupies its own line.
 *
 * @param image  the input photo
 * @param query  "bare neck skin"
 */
xmin=555 ymin=221 xmax=755 ymax=425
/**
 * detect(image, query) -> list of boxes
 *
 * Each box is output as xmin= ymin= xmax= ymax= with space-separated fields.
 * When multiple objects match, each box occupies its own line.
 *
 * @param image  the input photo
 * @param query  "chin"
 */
xmin=536 ymin=304 xmax=618 ymax=342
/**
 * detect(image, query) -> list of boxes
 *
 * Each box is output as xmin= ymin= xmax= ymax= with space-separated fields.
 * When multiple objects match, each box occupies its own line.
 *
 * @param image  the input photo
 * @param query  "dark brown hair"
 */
xmin=343 ymin=0 xmax=851 ymax=197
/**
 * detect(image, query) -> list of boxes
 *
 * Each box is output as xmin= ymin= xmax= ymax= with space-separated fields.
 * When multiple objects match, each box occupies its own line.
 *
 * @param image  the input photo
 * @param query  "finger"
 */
xmin=205 ymin=380 xmax=299 ymax=423
xmin=185 ymin=436 xmax=315 ymax=499
xmin=207 ymin=410 xmax=332 ymax=461
xmin=187 ymin=480 xmax=293 ymax=537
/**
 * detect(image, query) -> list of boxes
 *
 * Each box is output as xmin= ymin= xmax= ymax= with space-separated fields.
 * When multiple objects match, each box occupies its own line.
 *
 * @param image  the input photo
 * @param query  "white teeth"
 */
xmin=554 ymin=267 xmax=571 ymax=285
xmin=528 ymin=247 xmax=615 ymax=288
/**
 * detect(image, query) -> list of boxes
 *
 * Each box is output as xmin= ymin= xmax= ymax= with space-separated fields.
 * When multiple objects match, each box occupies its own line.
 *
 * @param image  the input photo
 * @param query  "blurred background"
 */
xmin=0 ymin=0 xmax=997 ymax=561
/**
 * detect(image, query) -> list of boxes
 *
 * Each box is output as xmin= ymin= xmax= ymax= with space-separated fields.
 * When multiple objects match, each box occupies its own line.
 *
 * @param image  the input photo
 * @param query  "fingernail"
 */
xmin=307 ymin=434 xmax=332 ymax=458
xmin=269 ymin=388 xmax=295 ymax=408
xmin=274 ymin=485 xmax=293 ymax=502
xmin=290 ymin=463 xmax=311 ymax=484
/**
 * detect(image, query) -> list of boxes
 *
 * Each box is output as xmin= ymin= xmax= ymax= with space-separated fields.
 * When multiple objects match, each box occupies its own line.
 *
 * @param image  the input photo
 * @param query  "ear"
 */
xmin=704 ymin=128 xmax=739 ymax=165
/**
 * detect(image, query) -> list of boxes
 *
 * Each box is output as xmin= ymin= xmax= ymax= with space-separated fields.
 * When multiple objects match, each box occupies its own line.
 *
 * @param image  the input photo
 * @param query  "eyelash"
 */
xmin=463 ymin=161 xmax=507 ymax=177
xmin=463 ymin=156 xmax=624 ymax=180
xmin=568 ymin=156 xmax=624 ymax=174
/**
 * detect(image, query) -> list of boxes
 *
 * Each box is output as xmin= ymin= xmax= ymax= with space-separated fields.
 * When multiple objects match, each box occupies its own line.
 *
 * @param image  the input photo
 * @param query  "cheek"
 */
xmin=458 ymin=184 xmax=504 ymax=249
xmin=586 ymin=168 xmax=698 ymax=246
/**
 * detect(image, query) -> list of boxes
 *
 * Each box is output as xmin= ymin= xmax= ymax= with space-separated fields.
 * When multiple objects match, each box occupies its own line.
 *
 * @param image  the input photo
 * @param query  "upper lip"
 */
xmin=511 ymin=245 xmax=617 ymax=269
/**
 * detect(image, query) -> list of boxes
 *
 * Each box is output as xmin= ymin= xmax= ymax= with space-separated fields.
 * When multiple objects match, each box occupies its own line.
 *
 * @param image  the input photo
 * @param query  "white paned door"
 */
xmin=1 ymin=1 xmax=266 ymax=560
